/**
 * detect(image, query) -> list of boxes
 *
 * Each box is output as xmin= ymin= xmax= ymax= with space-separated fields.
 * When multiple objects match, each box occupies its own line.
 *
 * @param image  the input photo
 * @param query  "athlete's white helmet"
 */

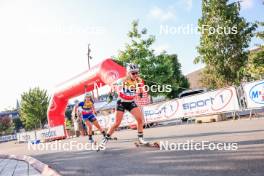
xmin=126 ymin=63 xmax=139 ymax=73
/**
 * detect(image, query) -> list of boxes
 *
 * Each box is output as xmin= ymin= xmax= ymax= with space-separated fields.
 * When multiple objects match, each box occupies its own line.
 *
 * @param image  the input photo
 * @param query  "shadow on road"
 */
xmin=34 ymin=137 xmax=264 ymax=176
xmin=119 ymin=129 xmax=264 ymax=143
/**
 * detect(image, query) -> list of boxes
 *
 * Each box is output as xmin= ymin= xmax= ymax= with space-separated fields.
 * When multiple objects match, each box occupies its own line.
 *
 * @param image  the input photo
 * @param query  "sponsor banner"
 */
xmin=95 ymin=86 xmax=240 ymax=129
xmin=243 ymin=79 xmax=264 ymax=108
xmin=121 ymin=112 xmax=137 ymax=126
xmin=179 ymin=86 xmax=240 ymax=117
xmin=143 ymin=86 xmax=239 ymax=119
xmin=143 ymin=100 xmax=179 ymax=122
xmin=95 ymin=112 xmax=136 ymax=129
xmin=17 ymin=126 xmax=65 ymax=142
xmin=95 ymin=115 xmax=112 ymax=129
xmin=17 ymin=131 xmax=36 ymax=142
xmin=0 ymin=134 xmax=17 ymax=142
xmin=36 ymin=125 xmax=65 ymax=141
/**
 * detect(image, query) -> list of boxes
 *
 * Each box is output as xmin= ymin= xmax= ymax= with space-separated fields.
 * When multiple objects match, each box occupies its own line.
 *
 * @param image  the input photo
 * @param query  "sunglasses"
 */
xmin=131 ymin=72 xmax=139 ymax=75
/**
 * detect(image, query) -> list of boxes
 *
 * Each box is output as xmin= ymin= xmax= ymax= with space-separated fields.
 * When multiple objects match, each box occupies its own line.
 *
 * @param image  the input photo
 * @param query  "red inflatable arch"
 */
xmin=47 ymin=58 xmax=126 ymax=127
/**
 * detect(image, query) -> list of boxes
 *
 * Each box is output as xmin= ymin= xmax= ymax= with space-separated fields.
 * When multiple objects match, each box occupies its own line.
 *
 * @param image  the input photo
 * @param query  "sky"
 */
xmin=0 ymin=0 xmax=263 ymax=111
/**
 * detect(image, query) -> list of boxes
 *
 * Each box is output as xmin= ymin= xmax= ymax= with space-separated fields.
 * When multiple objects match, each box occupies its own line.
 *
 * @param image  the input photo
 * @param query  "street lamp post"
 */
xmin=87 ymin=44 xmax=92 ymax=69
xmin=86 ymin=44 xmax=97 ymax=99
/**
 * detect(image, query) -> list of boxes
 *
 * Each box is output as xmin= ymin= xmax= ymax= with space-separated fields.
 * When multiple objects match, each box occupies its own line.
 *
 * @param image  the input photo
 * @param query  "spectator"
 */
xmin=71 ymin=100 xmax=82 ymax=137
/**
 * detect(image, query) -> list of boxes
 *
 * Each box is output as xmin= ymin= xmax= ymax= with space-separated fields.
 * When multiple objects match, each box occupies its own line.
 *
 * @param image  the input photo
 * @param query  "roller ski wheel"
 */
xmin=110 ymin=137 xmax=117 ymax=140
xmin=134 ymin=141 xmax=160 ymax=149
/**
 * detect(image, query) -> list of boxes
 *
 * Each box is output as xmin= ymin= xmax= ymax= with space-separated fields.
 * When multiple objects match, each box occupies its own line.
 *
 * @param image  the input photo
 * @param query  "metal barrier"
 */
xmin=8 ymin=79 xmax=264 ymax=142
xmin=16 ymin=125 xmax=65 ymax=143
xmin=96 ymin=79 xmax=264 ymax=127
xmin=0 ymin=134 xmax=17 ymax=143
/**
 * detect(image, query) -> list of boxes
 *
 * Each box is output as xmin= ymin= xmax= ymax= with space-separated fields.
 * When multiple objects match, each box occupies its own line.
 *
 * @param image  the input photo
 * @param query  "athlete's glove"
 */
xmin=139 ymin=92 xmax=143 ymax=98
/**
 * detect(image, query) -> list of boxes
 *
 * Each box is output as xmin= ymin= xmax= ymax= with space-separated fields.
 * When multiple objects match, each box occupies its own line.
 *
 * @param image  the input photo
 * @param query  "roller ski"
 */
xmin=134 ymin=138 xmax=160 ymax=149
xmin=97 ymin=136 xmax=110 ymax=152
xmin=109 ymin=136 xmax=117 ymax=140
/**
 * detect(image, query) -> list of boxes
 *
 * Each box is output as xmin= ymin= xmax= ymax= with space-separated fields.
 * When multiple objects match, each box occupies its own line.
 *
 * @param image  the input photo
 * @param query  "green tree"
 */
xmin=195 ymin=0 xmax=257 ymax=88
xmin=115 ymin=20 xmax=189 ymax=98
xmin=13 ymin=118 xmax=24 ymax=131
xmin=166 ymin=54 xmax=190 ymax=98
xmin=0 ymin=116 xmax=14 ymax=135
xmin=142 ymin=53 xmax=189 ymax=98
xmin=20 ymin=87 xmax=50 ymax=130
xmin=246 ymin=20 xmax=264 ymax=80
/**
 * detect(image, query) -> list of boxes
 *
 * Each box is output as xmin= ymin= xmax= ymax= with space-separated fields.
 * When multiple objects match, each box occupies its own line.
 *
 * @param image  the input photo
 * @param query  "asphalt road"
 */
xmin=2 ymin=118 xmax=264 ymax=176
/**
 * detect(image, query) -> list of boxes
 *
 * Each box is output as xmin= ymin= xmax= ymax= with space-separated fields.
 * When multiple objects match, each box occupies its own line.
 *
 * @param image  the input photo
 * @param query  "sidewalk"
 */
xmin=0 ymin=154 xmax=60 ymax=176
xmin=0 ymin=158 xmax=40 ymax=176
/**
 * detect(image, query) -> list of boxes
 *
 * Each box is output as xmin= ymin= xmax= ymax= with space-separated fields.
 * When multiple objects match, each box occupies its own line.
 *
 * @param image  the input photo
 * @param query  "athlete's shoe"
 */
xmin=97 ymin=136 xmax=110 ymax=151
xmin=101 ymin=136 xmax=109 ymax=145
xmin=138 ymin=137 xmax=148 ymax=145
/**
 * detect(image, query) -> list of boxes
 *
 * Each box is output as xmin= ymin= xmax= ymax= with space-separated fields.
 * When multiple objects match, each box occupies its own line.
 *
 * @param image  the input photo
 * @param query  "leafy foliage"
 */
xmin=246 ymin=21 xmax=264 ymax=80
xmin=12 ymin=118 xmax=24 ymax=131
xmin=195 ymin=0 xmax=257 ymax=88
xmin=20 ymin=87 xmax=50 ymax=130
xmin=0 ymin=116 xmax=14 ymax=135
xmin=115 ymin=20 xmax=189 ymax=98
